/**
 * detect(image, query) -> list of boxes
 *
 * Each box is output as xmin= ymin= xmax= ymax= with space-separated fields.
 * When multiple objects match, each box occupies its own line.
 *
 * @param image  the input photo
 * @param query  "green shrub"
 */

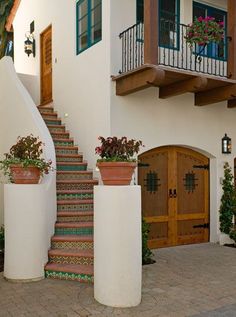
xmin=142 ymin=218 xmax=155 ymax=265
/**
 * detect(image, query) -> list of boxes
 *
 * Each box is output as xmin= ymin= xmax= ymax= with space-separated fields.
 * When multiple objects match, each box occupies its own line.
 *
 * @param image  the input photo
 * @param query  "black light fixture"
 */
xmin=24 ymin=32 xmax=35 ymax=57
xmin=222 ymin=133 xmax=232 ymax=154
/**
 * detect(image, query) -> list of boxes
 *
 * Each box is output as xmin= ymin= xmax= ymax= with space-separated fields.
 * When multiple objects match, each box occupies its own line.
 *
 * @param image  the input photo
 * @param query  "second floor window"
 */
xmin=76 ymin=0 xmax=102 ymax=54
xmin=136 ymin=0 xmax=180 ymax=49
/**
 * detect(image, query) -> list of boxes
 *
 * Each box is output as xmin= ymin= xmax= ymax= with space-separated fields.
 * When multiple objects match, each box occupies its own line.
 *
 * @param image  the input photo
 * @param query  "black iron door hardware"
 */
xmin=193 ymin=223 xmax=209 ymax=229
xmin=193 ymin=164 xmax=209 ymax=170
xmin=169 ymin=189 xmax=177 ymax=198
xmin=138 ymin=162 xmax=150 ymax=167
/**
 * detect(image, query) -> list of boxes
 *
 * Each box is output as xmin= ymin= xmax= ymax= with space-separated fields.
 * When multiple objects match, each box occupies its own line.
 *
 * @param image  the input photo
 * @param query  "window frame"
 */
xmin=76 ymin=0 xmax=102 ymax=55
xmin=192 ymin=1 xmax=227 ymax=61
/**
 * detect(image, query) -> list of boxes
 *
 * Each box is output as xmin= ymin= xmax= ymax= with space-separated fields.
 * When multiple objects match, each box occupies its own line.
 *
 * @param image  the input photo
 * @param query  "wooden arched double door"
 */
xmin=138 ymin=146 xmax=209 ymax=249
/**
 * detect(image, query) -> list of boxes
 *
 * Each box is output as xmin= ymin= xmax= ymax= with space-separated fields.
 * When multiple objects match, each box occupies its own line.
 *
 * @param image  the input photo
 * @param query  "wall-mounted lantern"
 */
xmin=222 ymin=133 xmax=232 ymax=154
xmin=24 ymin=32 xmax=35 ymax=57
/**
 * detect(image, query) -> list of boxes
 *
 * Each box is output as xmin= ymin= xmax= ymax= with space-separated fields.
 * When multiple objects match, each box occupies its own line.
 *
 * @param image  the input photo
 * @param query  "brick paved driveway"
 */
xmin=0 ymin=243 xmax=236 ymax=317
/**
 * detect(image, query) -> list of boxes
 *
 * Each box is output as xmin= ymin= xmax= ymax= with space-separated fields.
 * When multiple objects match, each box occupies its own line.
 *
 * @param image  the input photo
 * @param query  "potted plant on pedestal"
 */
xmin=0 ymin=135 xmax=53 ymax=184
xmin=96 ymin=136 xmax=143 ymax=185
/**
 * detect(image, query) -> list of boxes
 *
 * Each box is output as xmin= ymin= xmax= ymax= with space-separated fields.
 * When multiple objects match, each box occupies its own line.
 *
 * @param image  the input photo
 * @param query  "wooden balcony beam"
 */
xmin=159 ymin=77 xmax=208 ymax=99
xmin=115 ymin=66 xmax=165 ymax=96
xmin=144 ymin=0 xmax=158 ymax=65
xmin=195 ymin=84 xmax=236 ymax=106
xmin=227 ymin=99 xmax=236 ymax=108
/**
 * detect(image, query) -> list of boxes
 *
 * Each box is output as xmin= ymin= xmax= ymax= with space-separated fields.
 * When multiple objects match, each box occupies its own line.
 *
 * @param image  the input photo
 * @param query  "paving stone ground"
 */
xmin=0 ymin=243 xmax=236 ymax=317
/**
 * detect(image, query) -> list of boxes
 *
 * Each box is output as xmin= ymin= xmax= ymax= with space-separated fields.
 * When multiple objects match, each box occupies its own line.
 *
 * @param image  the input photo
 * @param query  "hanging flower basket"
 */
xmin=185 ymin=16 xmax=224 ymax=47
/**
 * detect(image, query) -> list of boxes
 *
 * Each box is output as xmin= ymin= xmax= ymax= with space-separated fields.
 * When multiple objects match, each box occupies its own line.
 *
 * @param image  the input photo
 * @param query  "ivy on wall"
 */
xmin=219 ymin=162 xmax=236 ymax=241
xmin=0 ymin=0 xmax=14 ymax=59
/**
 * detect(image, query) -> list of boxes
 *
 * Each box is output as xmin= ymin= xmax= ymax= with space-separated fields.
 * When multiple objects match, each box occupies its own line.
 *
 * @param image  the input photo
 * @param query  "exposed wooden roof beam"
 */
xmin=227 ymin=99 xmax=236 ymax=108
xmin=159 ymin=77 xmax=208 ymax=99
xmin=115 ymin=66 xmax=165 ymax=96
xmin=195 ymin=84 xmax=236 ymax=106
xmin=5 ymin=0 xmax=21 ymax=32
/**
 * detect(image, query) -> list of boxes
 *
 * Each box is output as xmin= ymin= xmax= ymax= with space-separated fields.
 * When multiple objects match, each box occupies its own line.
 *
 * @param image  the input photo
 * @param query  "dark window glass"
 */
xmin=136 ymin=0 xmax=144 ymax=23
xmin=76 ymin=0 xmax=102 ymax=54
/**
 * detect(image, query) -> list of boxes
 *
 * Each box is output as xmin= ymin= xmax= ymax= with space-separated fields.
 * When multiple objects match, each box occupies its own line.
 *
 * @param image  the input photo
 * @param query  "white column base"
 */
xmin=94 ymin=185 xmax=142 ymax=308
xmin=4 ymin=184 xmax=49 ymax=281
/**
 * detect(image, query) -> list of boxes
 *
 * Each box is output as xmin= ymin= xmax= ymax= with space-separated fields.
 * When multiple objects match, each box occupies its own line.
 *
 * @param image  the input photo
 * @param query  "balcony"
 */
xmin=113 ymin=0 xmax=236 ymax=107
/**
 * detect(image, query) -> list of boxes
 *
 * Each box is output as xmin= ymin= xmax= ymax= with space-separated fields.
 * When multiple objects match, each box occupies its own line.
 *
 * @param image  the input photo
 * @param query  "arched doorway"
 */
xmin=138 ymin=146 xmax=209 ymax=249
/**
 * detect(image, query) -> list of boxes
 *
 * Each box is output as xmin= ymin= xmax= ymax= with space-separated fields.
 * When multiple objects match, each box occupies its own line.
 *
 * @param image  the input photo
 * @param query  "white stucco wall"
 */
xmin=109 ymin=0 xmax=232 ymax=243
xmin=14 ymin=0 xmax=111 ymax=170
xmin=0 ymin=57 xmax=56 ymax=250
xmin=13 ymin=0 xmax=232 ymax=244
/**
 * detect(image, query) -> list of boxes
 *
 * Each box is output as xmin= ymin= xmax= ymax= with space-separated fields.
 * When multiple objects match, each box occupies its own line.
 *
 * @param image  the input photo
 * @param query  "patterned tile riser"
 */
xmin=42 ymin=115 xmax=58 ymax=120
xmin=57 ymin=165 xmax=87 ymax=171
xmin=56 ymin=149 xmax=78 ymax=155
xmin=57 ymin=183 xmax=95 ymax=190
xmin=49 ymin=255 xmax=94 ymax=266
xmin=52 ymin=241 xmax=93 ymax=250
xmin=45 ymin=270 xmax=94 ymax=283
xmin=57 ymin=193 xmax=93 ymax=200
xmin=45 ymin=120 xmax=61 ymax=126
xmin=39 ymin=109 xmax=54 ymax=114
xmin=57 ymin=204 xmax=93 ymax=212
xmin=57 ymin=216 xmax=93 ymax=222
xmin=48 ymin=127 xmax=65 ymax=133
xmin=54 ymin=141 xmax=74 ymax=146
xmin=56 ymin=173 xmax=92 ymax=181
xmin=55 ymin=227 xmax=93 ymax=235
xmin=56 ymin=157 xmax=83 ymax=163
xmin=52 ymin=134 xmax=70 ymax=139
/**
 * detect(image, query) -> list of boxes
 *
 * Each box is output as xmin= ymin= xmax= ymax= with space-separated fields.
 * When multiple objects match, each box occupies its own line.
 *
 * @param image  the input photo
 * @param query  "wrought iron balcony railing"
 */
xmin=119 ymin=19 xmax=228 ymax=77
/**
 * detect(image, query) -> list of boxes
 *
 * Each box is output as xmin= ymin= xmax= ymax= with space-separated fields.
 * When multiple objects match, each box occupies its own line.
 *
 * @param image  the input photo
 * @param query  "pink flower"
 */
xmin=198 ymin=16 xmax=203 ymax=22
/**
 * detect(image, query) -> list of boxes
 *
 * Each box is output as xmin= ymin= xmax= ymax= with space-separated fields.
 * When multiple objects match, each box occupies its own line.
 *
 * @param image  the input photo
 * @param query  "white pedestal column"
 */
xmin=94 ymin=185 xmax=142 ymax=307
xmin=4 ymin=184 xmax=48 ymax=281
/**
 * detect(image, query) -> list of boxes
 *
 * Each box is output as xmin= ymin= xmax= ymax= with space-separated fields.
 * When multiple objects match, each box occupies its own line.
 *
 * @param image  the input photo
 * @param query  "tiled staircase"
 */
xmin=38 ymin=102 xmax=98 ymax=283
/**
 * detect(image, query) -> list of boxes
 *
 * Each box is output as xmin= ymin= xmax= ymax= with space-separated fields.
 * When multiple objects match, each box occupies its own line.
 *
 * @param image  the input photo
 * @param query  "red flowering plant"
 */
xmin=95 ymin=136 xmax=143 ymax=162
xmin=185 ymin=16 xmax=224 ymax=47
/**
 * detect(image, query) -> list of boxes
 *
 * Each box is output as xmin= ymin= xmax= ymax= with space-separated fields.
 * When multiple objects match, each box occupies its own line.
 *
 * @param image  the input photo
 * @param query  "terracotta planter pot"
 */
xmin=10 ymin=165 xmax=41 ymax=184
xmin=96 ymin=161 xmax=137 ymax=185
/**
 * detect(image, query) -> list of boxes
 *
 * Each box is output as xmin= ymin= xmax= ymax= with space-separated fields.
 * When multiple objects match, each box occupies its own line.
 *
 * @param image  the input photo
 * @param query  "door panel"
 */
xmin=138 ymin=146 xmax=209 ymax=248
xmin=41 ymin=25 xmax=52 ymax=104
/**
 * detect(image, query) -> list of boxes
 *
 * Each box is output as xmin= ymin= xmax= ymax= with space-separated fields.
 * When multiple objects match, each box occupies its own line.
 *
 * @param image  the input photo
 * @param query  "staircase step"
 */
xmin=55 ymin=146 xmax=79 ymax=155
xmin=51 ymin=131 xmax=70 ymax=139
xmin=45 ymin=118 xmax=62 ymax=126
xmin=57 ymin=199 xmax=93 ymax=212
xmin=48 ymin=249 xmax=93 ymax=265
xmin=57 ymin=179 xmax=98 ymax=190
xmin=38 ymin=106 xmax=54 ymax=114
xmin=57 ymin=211 xmax=93 ymax=223
xmin=57 ymin=190 xmax=93 ymax=201
xmin=45 ymin=263 xmax=93 ymax=283
xmin=51 ymin=235 xmax=93 ymax=250
xmin=53 ymin=138 xmax=74 ymax=146
xmin=57 ymin=161 xmax=87 ymax=171
xmin=56 ymin=154 xmax=83 ymax=163
xmin=57 ymin=171 xmax=93 ymax=181
xmin=48 ymin=125 xmax=66 ymax=133
xmin=42 ymin=113 xmax=58 ymax=120
xmin=55 ymin=222 xmax=93 ymax=235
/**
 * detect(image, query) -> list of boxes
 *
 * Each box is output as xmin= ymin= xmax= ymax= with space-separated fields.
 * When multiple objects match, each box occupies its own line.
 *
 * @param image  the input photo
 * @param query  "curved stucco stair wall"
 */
xmin=0 ymin=57 xmax=57 ymax=277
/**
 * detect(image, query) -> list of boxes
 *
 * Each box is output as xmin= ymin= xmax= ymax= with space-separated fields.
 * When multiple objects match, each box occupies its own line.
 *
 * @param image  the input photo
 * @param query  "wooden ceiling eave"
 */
xmin=113 ymin=64 xmax=236 ymax=106
xmin=5 ymin=0 xmax=21 ymax=32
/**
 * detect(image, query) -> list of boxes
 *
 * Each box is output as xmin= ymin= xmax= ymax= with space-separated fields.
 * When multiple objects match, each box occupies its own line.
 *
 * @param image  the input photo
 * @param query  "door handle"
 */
xmin=169 ymin=189 xmax=173 ymax=198
xmin=173 ymin=189 xmax=177 ymax=198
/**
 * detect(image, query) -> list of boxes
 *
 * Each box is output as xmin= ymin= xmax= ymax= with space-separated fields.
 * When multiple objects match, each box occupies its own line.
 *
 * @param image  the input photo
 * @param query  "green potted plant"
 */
xmin=0 ymin=135 xmax=53 ymax=184
xmin=185 ymin=16 xmax=224 ymax=47
xmin=95 ymin=136 xmax=143 ymax=185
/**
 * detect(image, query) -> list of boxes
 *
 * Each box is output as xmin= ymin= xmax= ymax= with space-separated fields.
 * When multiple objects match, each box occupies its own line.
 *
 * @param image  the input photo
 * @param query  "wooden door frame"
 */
xmin=40 ymin=24 xmax=53 ymax=105
xmin=138 ymin=145 xmax=210 ymax=248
